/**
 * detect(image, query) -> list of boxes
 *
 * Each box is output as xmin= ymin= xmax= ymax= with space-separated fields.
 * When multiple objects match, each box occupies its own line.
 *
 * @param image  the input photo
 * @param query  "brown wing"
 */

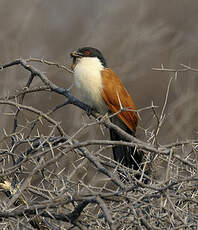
xmin=101 ymin=68 xmax=138 ymax=132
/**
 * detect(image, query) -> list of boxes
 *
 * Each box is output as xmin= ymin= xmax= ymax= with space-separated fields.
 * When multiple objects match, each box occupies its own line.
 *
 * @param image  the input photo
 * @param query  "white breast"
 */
xmin=74 ymin=57 xmax=108 ymax=113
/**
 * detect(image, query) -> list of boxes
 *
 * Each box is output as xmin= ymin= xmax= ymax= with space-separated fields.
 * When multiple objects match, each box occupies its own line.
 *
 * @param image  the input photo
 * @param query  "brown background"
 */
xmin=1 ymin=0 xmax=198 ymax=145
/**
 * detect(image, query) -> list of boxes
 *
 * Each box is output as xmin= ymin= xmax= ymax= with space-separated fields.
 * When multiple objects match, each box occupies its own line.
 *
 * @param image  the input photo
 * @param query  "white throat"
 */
xmin=73 ymin=57 xmax=107 ymax=113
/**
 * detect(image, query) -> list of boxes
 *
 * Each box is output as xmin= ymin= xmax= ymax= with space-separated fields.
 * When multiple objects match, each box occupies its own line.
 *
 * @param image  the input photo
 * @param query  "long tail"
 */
xmin=110 ymin=117 xmax=143 ymax=169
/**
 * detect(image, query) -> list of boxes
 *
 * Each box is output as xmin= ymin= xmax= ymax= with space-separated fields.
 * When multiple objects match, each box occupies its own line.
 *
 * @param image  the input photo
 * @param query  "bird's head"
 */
xmin=70 ymin=47 xmax=107 ymax=70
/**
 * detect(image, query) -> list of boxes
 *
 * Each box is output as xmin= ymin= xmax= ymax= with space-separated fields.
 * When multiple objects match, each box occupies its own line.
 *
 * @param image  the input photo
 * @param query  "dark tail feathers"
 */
xmin=110 ymin=126 xmax=143 ymax=169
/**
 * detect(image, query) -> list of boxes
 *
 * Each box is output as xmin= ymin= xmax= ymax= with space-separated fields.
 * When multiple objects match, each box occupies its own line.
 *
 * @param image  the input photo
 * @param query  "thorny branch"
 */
xmin=0 ymin=59 xmax=197 ymax=229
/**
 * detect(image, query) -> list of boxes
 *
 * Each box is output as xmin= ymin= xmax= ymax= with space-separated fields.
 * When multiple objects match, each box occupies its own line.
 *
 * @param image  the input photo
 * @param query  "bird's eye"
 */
xmin=84 ymin=51 xmax=90 ymax=56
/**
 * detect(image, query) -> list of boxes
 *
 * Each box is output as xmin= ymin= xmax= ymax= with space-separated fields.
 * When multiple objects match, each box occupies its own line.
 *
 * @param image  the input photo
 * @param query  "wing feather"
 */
xmin=101 ymin=68 xmax=138 ymax=131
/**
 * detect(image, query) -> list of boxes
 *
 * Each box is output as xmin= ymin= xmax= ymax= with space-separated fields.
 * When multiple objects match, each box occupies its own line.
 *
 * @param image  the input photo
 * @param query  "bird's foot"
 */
xmin=86 ymin=106 xmax=95 ymax=118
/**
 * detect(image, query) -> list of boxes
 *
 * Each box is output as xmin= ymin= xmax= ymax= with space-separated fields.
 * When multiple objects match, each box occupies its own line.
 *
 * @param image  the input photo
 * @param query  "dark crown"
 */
xmin=73 ymin=47 xmax=107 ymax=67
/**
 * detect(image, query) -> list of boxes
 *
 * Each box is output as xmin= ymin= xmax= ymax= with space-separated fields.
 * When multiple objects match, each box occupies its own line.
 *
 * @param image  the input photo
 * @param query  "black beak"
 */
xmin=70 ymin=51 xmax=83 ymax=58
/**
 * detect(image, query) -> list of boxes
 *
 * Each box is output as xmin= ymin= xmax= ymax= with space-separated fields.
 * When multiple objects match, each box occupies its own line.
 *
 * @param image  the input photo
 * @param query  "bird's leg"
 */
xmin=86 ymin=105 xmax=97 ymax=119
xmin=86 ymin=106 xmax=92 ymax=117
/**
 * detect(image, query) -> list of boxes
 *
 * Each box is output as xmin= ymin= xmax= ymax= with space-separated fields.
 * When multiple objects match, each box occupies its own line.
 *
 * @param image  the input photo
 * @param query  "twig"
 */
xmin=26 ymin=57 xmax=73 ymax=73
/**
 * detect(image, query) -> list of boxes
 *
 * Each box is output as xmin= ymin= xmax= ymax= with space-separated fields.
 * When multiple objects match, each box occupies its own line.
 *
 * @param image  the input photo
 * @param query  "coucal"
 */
xmin=70 ymin=47 xmax=143 ymax=169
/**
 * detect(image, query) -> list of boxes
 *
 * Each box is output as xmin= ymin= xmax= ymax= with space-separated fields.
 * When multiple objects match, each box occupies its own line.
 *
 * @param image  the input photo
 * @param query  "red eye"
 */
xmin=84 ymin=51 xmax=90 ymax=56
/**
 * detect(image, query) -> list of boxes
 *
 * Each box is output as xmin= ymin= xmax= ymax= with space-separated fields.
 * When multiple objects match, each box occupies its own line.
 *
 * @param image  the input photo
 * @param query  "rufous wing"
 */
xmin=101 ymin=68 xmax=138 ymax=132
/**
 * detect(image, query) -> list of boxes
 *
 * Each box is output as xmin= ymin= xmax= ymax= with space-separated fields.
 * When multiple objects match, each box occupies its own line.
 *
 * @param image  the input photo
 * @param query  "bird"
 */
xmin=70 ymin=47 xmax=143 ymax=170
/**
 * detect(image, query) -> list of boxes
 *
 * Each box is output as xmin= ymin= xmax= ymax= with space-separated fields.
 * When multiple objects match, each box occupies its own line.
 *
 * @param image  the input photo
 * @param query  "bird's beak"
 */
xmin=70 ymin=51 xmax=81 ymax=70
xmin=70 ymin=50 xmax=84 ymax=70
xmin=70 ymin=51 xmax=82 ymax=58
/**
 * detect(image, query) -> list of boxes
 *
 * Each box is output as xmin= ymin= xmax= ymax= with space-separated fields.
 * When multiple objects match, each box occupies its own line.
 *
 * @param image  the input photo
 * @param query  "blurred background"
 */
xmin=1 ymin=3 xmax=198 ymax=227
xmin=1 ymin=0 xmax=198 ymax=145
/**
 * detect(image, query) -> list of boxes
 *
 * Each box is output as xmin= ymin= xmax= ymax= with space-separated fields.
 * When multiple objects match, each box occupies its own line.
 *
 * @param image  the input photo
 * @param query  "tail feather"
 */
xmin=110 ymin=117 xmax=143 ymax=169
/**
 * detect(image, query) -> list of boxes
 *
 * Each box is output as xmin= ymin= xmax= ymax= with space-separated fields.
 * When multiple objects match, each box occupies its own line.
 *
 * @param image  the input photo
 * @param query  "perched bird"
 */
xmin=70 ymin=47 xmax=143 ymax=169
